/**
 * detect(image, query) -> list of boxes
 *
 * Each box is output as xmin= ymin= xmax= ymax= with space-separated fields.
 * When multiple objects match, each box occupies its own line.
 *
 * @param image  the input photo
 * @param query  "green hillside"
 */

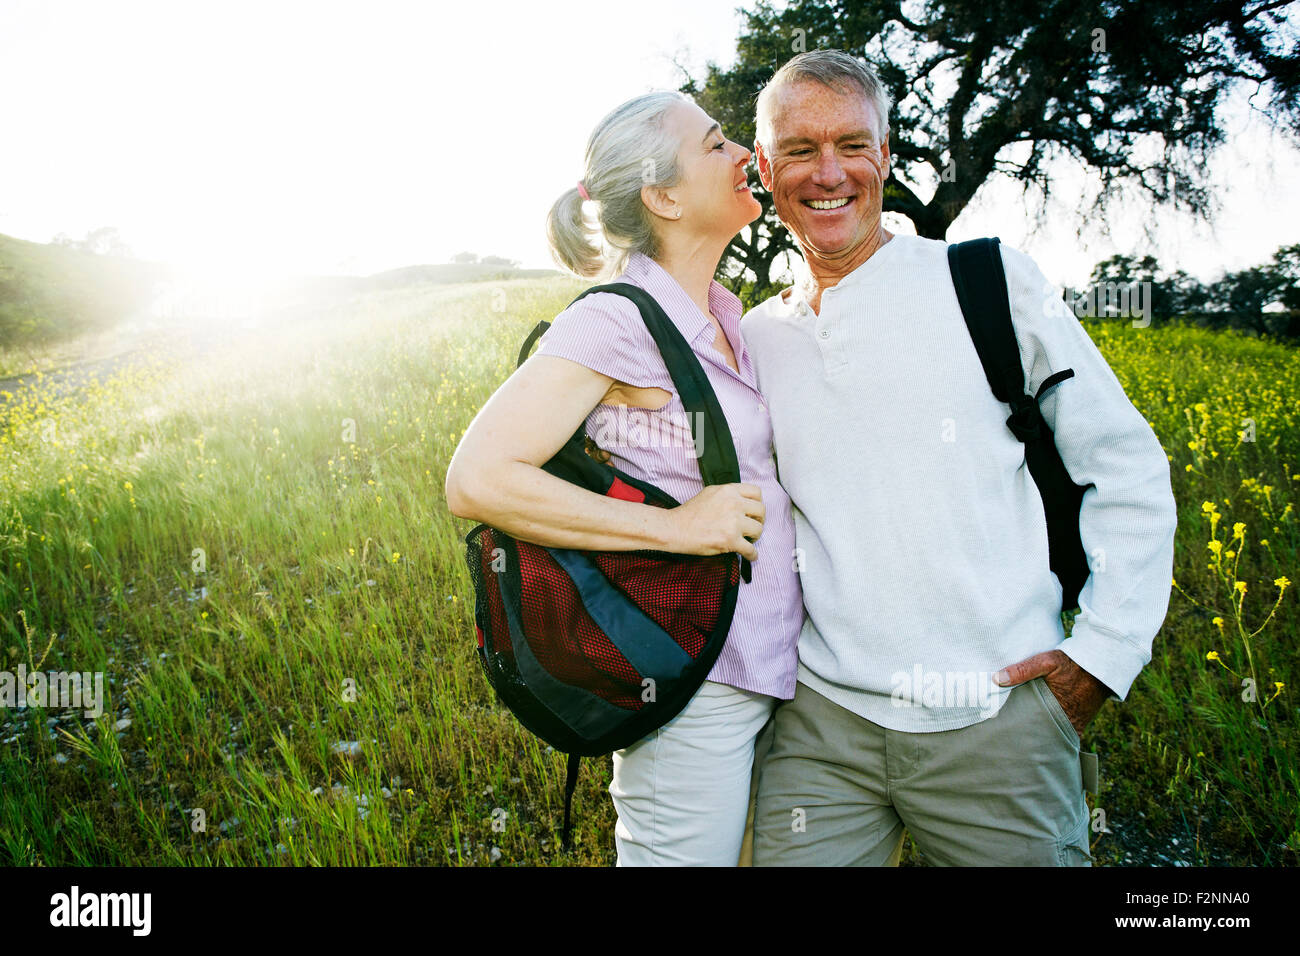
xmin=0 ymin=232 xmax=559 ymax=362
xmin=0 ymin=233 xmax=162 ymax=349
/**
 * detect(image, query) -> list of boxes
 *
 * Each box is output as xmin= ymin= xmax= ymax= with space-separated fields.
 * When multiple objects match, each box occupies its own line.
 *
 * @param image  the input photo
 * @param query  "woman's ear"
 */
xmin=640 ymin=183 xmax=680 ymax=222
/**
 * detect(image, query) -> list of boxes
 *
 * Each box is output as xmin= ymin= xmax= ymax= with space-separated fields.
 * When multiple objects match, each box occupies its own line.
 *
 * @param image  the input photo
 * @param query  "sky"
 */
xmin=1 ymin=0 xmax=1297 ymax=290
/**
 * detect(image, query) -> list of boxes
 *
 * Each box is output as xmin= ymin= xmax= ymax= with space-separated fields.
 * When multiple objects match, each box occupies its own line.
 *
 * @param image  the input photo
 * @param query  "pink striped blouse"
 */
xmin=534 ymin=251 xmax=801 ymax=700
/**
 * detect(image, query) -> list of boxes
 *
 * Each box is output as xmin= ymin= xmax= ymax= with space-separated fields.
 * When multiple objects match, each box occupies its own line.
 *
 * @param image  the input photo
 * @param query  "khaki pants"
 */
xmin=746 ymin=678 xmax=1094 ymax=866
xmin=610 ymin=681 xmax=775 ymax=866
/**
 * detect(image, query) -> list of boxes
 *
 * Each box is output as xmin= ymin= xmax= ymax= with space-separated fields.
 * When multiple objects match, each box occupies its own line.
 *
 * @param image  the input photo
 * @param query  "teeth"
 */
xmin=734 ymin=183 xmax=748 ymax=191
xmin=806 ymin=198 xmax=850 ymax=209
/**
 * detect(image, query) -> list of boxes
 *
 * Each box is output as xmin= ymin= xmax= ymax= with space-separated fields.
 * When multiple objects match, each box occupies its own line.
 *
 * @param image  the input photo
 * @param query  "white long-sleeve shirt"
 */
xmin=742 ymin=234 xmax=1178 ymax=732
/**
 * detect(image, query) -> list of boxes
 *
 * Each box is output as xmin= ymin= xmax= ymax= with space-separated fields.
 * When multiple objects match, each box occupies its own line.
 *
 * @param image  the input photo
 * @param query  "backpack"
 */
xmin=946 ymin=237 xmax=1094 ymax=612
xmin=462 ymin=282 xmax=751 ymax=850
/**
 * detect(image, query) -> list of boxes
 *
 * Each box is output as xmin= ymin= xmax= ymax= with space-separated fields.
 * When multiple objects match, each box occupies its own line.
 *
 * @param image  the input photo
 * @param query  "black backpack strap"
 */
xmin=517 ymin=320 xmax=551 ymax=369
xmin=568 ymin=283 xmax=752 ymax=582
xmin=570 ymin=284 xmax=741 ymax=487
xmin=947 ymin=237 xmax=1024 ymax=405
xmin=949 ymin=238 xmax=1043 ymax=443
xmin=561 ymin=751 xmax=581 ymax=851
xmin=947 ymin=237 xmax=1079 ymax=419
xmin=946 ymin=237 xmax=1092 ymax=612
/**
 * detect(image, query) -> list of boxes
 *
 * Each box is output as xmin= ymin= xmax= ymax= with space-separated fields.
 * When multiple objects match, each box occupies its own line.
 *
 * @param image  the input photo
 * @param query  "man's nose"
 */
xmin=810 ymin=145 xmax=844 ymax=187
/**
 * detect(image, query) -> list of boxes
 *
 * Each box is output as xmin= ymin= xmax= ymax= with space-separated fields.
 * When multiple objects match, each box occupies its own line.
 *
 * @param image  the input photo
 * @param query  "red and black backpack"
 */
xmin=462 ymin=282 xmax=751 ymax=849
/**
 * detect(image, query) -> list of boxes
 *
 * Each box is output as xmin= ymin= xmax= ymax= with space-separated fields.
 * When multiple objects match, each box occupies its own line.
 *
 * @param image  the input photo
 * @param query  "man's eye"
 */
xmin=790 ymin=149 xmax=812 ymax=156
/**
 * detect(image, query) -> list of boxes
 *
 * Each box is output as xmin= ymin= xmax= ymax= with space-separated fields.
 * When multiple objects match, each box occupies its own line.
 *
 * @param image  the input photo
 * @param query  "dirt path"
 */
xmin=0 ymin=323 xmax=243 ymax=411
xmin=0 ymin=347 xmax=158 ymax=404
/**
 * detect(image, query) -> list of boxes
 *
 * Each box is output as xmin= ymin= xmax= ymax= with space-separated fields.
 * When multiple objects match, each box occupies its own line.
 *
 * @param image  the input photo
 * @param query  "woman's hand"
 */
xmin=446 ymin=350 xmax=763 ymax=559
xmin=668 ymin=483 xmax=764 ymax=561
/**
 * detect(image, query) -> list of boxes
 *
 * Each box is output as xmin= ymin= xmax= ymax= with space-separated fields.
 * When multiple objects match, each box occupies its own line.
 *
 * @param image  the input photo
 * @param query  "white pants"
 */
xmin=609 ymin=680 xmax=776 ymax=866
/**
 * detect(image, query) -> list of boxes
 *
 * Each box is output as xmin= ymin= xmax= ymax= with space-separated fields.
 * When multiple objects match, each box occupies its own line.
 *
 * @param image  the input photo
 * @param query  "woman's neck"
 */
xmin=653 ymin=233 xmax=728 ymax=319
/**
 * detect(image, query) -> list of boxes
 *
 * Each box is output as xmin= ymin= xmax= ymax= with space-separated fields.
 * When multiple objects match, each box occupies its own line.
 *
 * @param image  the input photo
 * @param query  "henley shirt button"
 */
xmin=818 ymin=328 xmax=830 ymax=339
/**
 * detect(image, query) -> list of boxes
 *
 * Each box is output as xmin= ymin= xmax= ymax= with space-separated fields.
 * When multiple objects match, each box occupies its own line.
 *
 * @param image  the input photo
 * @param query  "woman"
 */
xmin=444 ymin=90 xmax=801 ymax=866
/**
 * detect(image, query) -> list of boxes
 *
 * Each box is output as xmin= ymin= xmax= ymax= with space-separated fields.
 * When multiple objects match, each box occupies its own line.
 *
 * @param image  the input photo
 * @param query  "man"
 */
xmin=741 ymin=49 xmax=1178 ymax=866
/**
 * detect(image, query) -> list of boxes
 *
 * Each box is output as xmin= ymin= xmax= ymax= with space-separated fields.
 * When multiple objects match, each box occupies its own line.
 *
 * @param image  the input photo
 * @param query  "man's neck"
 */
xmin=654 ymin=234 xmax=728 ymax=320
xmin=800 ymin=226 xmax=894 ymax=313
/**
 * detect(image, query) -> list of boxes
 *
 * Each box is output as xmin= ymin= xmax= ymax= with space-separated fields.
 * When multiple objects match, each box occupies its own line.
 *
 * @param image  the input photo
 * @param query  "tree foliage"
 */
xmin=684 ymin=0 xmax=1300 ymax=303
xmin=1082 ymin=243 xmax=1300 ymax=338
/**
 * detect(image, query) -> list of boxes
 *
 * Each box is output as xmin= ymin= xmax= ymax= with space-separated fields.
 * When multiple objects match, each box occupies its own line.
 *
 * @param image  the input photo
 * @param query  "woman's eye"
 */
xmin=712 ymin=140 xmax=726 ymax=151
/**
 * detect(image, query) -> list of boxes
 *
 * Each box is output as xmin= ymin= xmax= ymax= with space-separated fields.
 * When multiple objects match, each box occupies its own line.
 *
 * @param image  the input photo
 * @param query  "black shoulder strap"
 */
xmin=516 ymin=283 xmax=743 ymax=488
xmin=519 ymin=283 xmax=752 ymax=582
xmin=947 ymin=238 xmax=1078 ymax=437
xmin=561 ymin=751 xmax=581 ymax=851
xmin=946 ymin=236 xmax=1092 ymax=613
xmin=571 ymin=283 xmax=742 ymax=489
xmin=517 ymin=320 xmax=550 ymax=369
xmin=946 ymin=237 xmax=1023 ymax=405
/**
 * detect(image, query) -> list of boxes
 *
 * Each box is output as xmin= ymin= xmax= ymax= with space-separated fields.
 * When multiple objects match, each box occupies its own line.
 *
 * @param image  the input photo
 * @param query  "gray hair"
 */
xmin=546 ymin=90 xmax=691 ymax=278
xmin=755 ymin=50 xmax=892 ymax=149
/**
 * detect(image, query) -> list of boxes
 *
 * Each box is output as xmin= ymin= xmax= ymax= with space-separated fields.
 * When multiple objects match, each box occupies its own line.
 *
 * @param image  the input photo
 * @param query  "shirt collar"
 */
xmin=781 ymin=233 xmax=906 ymax=312
xmin=621 ymin=251 xmax=743 ymax=344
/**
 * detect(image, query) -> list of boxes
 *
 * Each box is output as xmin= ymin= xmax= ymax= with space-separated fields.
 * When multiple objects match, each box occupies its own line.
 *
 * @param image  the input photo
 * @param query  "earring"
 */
xmin=675 ymin=209 xmax=681 ymax=219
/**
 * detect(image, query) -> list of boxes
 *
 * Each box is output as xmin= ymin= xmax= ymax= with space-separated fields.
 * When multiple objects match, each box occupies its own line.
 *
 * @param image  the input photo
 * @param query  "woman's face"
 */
xmin=658 ymin=101 xmax=762 ymax=240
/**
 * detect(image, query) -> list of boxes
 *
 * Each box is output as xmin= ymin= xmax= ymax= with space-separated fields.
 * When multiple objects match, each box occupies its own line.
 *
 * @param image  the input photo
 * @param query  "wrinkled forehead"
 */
xmin=763 ymin=80 xmax=882 ymax=145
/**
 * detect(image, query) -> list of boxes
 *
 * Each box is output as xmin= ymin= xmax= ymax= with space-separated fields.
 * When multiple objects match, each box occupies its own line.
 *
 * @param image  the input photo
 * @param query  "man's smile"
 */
xmin=801 ymin=196 xmax=855 ymax=210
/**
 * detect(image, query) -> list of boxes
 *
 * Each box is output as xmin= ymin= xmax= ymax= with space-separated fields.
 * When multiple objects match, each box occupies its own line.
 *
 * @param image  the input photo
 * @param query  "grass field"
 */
xmin=0 ymin=275 xmax=1295 ymax=866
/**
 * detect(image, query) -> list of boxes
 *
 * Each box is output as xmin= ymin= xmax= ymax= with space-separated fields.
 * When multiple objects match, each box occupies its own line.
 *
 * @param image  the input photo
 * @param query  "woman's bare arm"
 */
xmin=444 ymin=354 xmax=763 ymax=558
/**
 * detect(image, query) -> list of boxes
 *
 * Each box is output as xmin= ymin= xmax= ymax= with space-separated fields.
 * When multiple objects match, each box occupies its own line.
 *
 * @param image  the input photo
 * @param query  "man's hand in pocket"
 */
xmin=993 ymin=650 xmax=1112 ymax=738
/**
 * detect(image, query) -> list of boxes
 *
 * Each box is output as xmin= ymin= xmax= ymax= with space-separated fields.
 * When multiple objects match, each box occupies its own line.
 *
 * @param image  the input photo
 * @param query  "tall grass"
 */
xmin=0 ymin=287 xmax=1294 ymax=865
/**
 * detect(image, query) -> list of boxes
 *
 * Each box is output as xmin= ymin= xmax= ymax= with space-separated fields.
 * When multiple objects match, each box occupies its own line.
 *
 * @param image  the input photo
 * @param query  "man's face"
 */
xmin=756 ymin=81 xmax=890 ymax=266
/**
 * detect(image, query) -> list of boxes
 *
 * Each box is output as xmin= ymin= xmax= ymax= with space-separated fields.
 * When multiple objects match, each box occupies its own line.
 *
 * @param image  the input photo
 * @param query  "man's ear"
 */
xmin=640 ymin=183 xmax=679 ymax=222
xmin=755 ymin=139 xmax=774 ymax=191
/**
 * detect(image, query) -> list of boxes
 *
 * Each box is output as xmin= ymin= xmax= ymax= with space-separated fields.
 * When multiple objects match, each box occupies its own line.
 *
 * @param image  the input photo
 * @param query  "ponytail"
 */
xmin=545 ymin=91 xmax=689 ymax=281
xmin=546 ymin=187 xmax=605 ymax=278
